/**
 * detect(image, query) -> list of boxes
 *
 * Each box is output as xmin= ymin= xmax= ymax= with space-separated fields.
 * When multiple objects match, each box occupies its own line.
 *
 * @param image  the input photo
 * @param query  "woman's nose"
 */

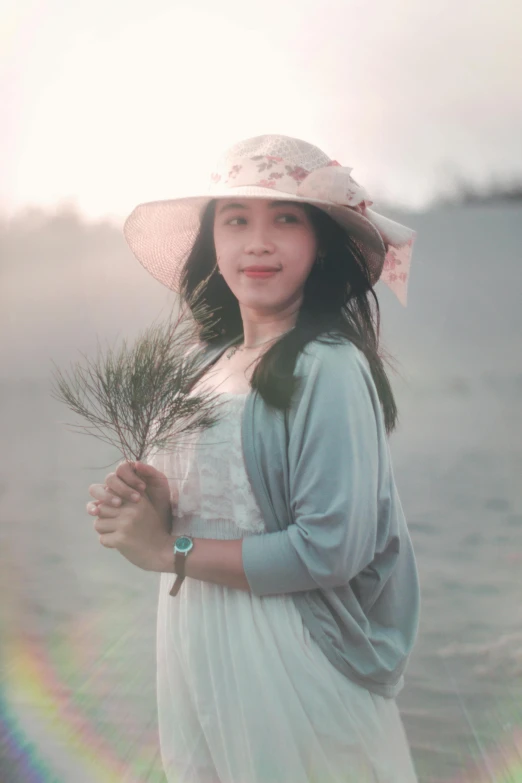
xmin=243 ymin=223 xmax=276 ymax=255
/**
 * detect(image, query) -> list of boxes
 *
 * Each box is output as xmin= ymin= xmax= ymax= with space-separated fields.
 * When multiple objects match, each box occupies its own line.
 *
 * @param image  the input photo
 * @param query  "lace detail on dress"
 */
xmin=157 ymin=393 xmax=266 ymax=535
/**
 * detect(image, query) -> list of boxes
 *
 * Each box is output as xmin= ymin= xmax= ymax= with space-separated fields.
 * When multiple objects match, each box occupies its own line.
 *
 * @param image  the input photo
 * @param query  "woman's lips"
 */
xmin=243 ymin=269 xmax=279 ymax=279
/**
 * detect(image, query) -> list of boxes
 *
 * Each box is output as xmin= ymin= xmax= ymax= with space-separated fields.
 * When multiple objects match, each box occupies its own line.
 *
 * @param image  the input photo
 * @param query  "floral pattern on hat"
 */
xmin=209 ymin=156 xmax=373 ymax=212
xmin=297 ymin=165 xmax=372 ymax=209
xmin=228 ymin=164 xmax=242 ymax=179
xmin=379 ymin=239 xmax=414 ymax=306
xmin=285 ymin=165 xmax=309 ymax=182
xmin=251 ymin=155 xmax=284 ymax=173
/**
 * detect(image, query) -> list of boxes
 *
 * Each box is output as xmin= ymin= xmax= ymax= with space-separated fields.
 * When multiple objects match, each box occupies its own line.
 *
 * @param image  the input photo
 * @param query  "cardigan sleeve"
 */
xmin=241 ymin=343 xmax=384 ymax=595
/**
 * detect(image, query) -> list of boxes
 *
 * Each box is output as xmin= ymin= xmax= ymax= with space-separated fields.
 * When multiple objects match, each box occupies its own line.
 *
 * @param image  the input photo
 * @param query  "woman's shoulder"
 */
xmin=288 ymin=337 xmax=377 ymax=418
xmin=288 ymin=336 xmax=382 ymax=435
xmin=297 ymin=336 xmax=370 ymax=378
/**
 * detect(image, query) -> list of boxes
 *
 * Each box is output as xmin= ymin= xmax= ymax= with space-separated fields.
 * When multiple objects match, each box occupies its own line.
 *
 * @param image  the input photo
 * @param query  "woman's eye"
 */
xmin=224 ymin=214 xmax=300 ymax=226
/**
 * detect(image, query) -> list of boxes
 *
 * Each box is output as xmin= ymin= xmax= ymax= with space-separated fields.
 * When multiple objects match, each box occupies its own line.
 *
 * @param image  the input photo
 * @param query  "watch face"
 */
xmin=175 ymin=536 xmax=193 ymax=554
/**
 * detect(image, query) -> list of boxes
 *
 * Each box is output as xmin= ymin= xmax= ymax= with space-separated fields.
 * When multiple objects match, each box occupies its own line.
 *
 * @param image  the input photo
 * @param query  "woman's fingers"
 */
xmin=98 ymin=532 xmax=120 ymax=549
xmin=93 ymin=514 xmax=117 ymax=534
xmin=86 ymin=500 xmax=99 ymax=515
xmin=88 ymin=482 xmax=122 ymax=506
xmin=132 ymin=462 xmax=174 ymax=512
xmin=115 ymin=461 xmax=147 ymax=493
xmin=86 ymin=500 xmax=120 ymax=518
xmin=87 ymin=462 xmax=146 ymax=526
xmin=105 ymin=470 xmax=143 ymax=503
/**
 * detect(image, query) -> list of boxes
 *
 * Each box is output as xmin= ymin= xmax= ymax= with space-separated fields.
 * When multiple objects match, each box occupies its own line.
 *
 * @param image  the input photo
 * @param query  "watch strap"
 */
xmin=169 ymin=572 xmax=185 ymax=597
xmin=169 ymin=547 xmax=190 ymax=597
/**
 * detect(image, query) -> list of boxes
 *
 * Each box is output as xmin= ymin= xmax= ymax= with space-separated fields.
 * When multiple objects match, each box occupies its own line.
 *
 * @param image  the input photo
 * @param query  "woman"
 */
xmin=86 ymin=135 xmax=421 ymax=782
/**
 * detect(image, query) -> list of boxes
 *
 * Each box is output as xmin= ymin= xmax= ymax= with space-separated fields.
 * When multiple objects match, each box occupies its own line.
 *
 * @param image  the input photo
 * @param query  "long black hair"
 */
xmin=179 ymin=200 xmax=399 ymax=434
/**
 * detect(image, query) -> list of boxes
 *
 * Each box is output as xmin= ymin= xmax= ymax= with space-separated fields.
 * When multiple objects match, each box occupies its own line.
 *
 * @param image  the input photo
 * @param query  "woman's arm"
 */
xmin=159 ymin=535 xmax=251 ymax=591
xmin=241 ymin=346 xmax=385 ymax=596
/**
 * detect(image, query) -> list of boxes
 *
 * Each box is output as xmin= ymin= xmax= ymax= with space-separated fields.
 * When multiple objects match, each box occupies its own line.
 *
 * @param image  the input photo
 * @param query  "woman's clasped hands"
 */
xmin=86 ymin=460 xmax=175 ymax=572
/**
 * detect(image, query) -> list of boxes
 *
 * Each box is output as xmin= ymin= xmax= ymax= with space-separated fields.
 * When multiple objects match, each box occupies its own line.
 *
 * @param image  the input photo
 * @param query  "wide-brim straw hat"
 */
xmin=124 ymin=135 xmax=416 ymax=306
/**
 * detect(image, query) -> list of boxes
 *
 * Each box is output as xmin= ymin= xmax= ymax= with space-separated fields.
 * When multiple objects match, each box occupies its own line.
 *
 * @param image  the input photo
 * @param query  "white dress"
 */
xmin=153 ymin=392 xmax=419 ymax=783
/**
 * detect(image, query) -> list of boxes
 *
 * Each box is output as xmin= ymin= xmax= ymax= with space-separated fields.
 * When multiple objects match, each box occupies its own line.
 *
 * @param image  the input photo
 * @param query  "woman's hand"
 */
xmin=87 ymin=488 xmax=173 ymax=573
xmin=87 ymin=460 xmax=175 ymax=524
xmin=86 ymin=460 xmax=178 ymax=571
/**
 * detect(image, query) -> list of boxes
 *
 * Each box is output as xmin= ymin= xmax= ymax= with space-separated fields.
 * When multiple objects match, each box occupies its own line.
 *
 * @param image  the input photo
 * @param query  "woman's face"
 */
xmin=213 ymin=198 xmax=319 ymax=313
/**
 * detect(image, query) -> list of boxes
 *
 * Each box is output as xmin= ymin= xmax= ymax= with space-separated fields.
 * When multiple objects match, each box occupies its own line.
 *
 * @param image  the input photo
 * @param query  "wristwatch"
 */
xmin=169 ymin=535 xmax=194 ymax=597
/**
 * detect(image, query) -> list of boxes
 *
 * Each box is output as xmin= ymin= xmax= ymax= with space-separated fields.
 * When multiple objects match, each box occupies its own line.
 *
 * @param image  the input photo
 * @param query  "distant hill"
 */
xmin=1 ymin=202 xmax=521 ymax=384
xmin=437 ymin=181 xmax=522 ymax=206
xmin=378 ymin=203 xmax=521 ymax=379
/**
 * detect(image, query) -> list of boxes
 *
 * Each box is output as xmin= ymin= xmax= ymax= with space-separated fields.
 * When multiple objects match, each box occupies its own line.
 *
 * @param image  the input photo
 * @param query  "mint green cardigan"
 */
xmin=194 ymin=334 xmax=421 ymax=699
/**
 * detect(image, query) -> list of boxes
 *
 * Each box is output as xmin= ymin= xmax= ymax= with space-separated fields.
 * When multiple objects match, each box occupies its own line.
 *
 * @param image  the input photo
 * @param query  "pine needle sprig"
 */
xmin=50 ymin=284 xmax=227 ymax=465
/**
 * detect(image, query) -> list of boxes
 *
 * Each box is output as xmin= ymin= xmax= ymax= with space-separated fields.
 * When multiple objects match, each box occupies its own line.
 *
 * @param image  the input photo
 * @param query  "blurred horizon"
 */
xmin=3 ymin=169 xmax=522 ymax=228
xmin=2 ymin=195 xmax=521 ymax=387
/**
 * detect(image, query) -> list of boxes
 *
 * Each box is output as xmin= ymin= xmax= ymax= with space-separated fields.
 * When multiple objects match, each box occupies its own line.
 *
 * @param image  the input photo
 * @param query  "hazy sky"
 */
xmin=3 ymin=0 xmax=522 ymax=219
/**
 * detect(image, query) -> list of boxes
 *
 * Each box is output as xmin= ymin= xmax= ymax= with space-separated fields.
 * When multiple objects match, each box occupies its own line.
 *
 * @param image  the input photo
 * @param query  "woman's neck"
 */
xmin=239 ymin=307 xmax=300 ymax=349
